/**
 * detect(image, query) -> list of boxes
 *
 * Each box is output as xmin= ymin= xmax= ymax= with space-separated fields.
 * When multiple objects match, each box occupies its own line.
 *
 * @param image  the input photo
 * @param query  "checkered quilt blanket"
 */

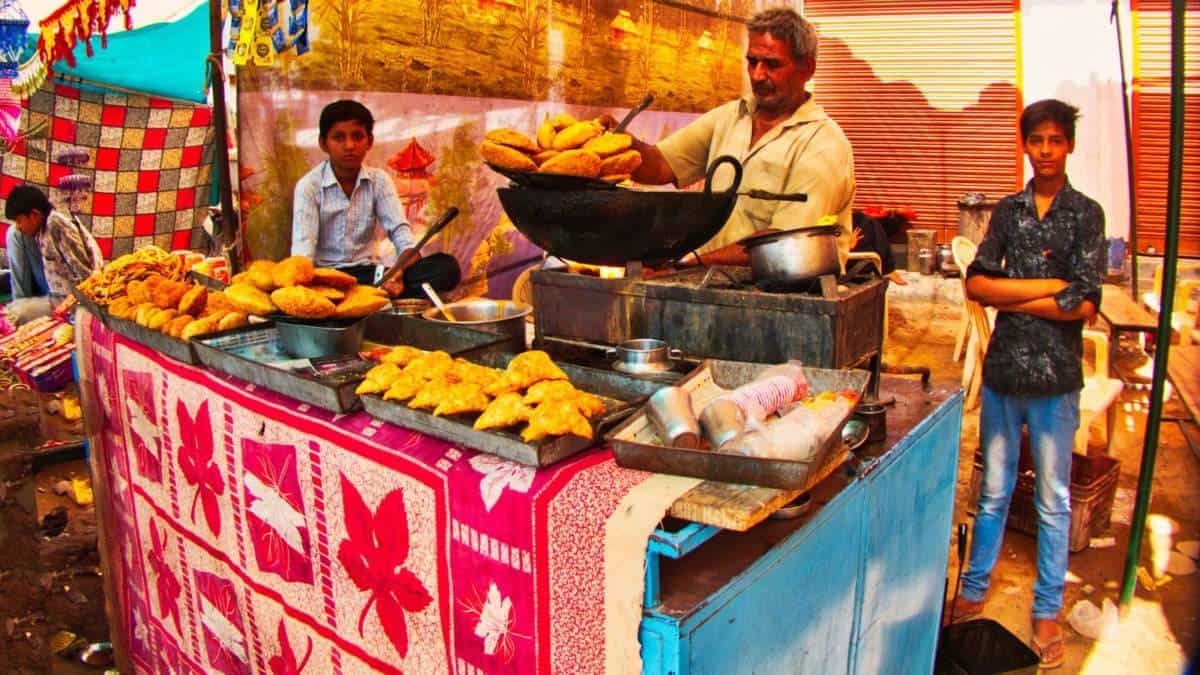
xmin=0 ymin=80 xmax=215 ymax=260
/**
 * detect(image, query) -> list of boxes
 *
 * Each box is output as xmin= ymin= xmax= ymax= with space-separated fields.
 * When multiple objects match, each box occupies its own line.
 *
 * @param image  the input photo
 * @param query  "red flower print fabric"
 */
xmin=123 ymin=370 xmax=162 ymax=482
xmin=177 ymin=400 xmax=224 ymax=537
xmin=242 ymin=439 xmax=313 ymax=584
xmin=147 ymin=519 xmax=182 ymax=634
xmin=267 ymin=619 xmax=313 ymax=675
xmin=336 ymin=474 xmax=433 ymax=658
xmin=194 ymin=570 xmax=249 ymax=675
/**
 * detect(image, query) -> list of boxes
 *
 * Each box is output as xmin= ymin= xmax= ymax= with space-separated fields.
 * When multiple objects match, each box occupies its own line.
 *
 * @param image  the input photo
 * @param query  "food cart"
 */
xmin=72 ymin=168 xmax=962 ymax=673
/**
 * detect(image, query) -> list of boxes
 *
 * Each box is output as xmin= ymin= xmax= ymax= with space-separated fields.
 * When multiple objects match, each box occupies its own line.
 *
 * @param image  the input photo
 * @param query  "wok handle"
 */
xmin=704 ymin=155 xmax=743 ymax=199
xmin=740 ymin=189 xmax=808 ymax=203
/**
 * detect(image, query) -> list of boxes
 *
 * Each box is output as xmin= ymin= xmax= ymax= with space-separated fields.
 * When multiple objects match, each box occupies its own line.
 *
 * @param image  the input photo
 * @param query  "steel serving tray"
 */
xmin=606 ymin=360 xmax=870 ymax=489
xmin=361 ymin=352 xmax=667 ymax=467
xmin=105 ymin=313 xmax=200 ymax=364
xmin=193 ymin=315 xmax=509 ymax=413
xmin=193 ymin=324 xmax=368 ymax=413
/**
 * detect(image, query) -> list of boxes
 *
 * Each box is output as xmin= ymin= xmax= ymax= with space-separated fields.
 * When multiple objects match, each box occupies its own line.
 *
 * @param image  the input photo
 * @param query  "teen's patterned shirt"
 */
xmin=967 ymin=179 xmax=1106 ymax=397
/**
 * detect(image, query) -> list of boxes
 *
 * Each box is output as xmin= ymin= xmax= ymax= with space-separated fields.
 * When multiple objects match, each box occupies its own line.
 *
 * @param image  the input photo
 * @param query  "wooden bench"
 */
xmin=1100 ymin=283 xmax=1159 ymax=379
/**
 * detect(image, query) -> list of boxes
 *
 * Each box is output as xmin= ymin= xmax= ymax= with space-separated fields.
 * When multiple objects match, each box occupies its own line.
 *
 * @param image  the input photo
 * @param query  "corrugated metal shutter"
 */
xmin=803 ymin=1 xmax=1021 ymax=243
xmin=1132 ymin=1 xmax=1200 ymax=256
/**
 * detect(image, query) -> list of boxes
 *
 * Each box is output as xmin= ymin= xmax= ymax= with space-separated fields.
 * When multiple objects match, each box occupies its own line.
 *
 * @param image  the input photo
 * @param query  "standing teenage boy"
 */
xmin=291 ymin=100 xmax=417 ymax=293
xmin=954 ymin=99 xmax=1106 ymax=670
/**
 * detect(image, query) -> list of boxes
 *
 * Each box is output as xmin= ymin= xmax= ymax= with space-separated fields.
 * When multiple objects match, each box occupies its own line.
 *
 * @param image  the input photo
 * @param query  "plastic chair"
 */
xmin=952 ymin=237 xmax=991 ymax=408
xmin=951 ymin=237 xmax=978 ymax=362
xmin=1142 ymin=264 xmax=1200 ymax=345
xmin=1078 ymin=329 xmax=1123 ymax=454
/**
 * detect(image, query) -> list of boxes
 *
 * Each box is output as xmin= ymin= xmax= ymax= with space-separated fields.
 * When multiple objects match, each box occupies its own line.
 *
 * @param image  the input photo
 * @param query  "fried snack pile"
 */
xmin=226 ymin=256 xmax=389 ymax=320
xmin=77 ymin=246 xmax=184 ymax=305
xmin=480 ymin=113 xmax=643 ymax=183
xmin=357 ymin=346 xmax=605 ymax=442
xmin=105 ymin=277 xmax=249 ymax=341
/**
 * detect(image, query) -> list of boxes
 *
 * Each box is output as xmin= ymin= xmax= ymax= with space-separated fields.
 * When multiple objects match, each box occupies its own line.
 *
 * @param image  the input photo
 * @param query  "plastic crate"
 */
xmin=967 ymin=451 xmax=1120 ymax=553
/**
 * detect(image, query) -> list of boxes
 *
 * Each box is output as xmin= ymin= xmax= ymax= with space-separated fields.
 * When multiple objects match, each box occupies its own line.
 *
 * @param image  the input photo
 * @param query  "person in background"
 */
xmin=629 ymin=7 xmax=855 ymax=268
xmin=5 ymin=223 xmax=49 ymax=299
xmin=3 ymin=185 xmax=103 ymax=327
xmin=291 ymin=99 xmax=419 ymax=295
xmin=953 ymin=99 xmax=1106 ymax=670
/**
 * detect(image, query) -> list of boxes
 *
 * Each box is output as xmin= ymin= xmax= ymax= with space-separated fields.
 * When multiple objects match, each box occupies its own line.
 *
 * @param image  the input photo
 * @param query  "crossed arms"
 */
xmin=966 ymin=275 xmax=1096 ymax=322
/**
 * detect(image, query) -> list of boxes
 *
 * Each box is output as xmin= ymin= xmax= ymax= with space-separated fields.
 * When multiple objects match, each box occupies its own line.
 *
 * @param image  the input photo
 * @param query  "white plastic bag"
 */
xmin=4 ymin=297 xmax=54 ymax=326
xmin=1067 ymin=598 xmax=1119 ymax=640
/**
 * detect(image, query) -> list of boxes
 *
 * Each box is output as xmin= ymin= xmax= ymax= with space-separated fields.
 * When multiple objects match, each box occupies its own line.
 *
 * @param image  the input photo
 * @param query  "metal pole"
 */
xmin=1120 ymin=0 xmax=1185 ymax=608
xmin=1111 ymin=0 xmax=1139 ymax=298
xmin=207 ymin=0 xmax=241 ymax=270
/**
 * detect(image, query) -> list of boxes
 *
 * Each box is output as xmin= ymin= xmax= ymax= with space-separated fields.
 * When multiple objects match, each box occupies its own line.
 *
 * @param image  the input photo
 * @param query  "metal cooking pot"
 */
xmin=605 ymin=338 xmax=682 ymax=374
xmin=421 ymin=299 xmax=532 ymax=352
xmin=740 ymin=225 xmax=841 ymax=285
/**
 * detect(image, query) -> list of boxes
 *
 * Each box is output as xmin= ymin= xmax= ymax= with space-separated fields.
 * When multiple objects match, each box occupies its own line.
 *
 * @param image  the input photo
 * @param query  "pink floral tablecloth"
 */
xmin=77 ymin=314 xmax=671 ymax=674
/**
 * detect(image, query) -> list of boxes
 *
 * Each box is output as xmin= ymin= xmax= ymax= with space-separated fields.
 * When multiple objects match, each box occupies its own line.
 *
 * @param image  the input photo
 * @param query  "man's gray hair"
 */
xmin=747 ymin=7 xmax=819 ymax=62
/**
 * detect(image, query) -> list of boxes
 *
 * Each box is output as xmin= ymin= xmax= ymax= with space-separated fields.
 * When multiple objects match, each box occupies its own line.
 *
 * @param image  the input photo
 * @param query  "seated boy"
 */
xmin=3 ymin=185 xmax=103 ymax=324
xmin=291 ymin=100 xmax=420 ymax=295
xmin=5 ymin=224 xmax=49 ymax=299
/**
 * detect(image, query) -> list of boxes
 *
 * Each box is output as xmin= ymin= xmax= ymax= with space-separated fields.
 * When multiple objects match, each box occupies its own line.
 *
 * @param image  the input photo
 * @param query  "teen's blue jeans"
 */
xmin=961 ymin=385 xmax=1079 ymax=620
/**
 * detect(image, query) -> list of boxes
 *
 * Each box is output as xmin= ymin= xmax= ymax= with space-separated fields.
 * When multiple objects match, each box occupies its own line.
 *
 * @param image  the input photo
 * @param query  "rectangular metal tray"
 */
xmin=106 ymin=312 xmax=200 ymax=364
xmin=606 ymin=360 xmax=869 ymax=489
xmin=193 ymin=315 xmax=509 ymax=413
xmin=361 ymin=352 xmax=668 ymax=467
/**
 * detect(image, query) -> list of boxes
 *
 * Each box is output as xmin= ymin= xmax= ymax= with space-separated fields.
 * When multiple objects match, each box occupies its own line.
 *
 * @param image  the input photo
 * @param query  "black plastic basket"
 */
xmin=936 ymin=619 xmax=1040 ymax=674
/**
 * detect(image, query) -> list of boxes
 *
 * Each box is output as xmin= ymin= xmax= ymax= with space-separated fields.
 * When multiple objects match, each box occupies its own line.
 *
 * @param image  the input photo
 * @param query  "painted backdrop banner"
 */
xmin=235 ymin=0 xmax=764 ymax=297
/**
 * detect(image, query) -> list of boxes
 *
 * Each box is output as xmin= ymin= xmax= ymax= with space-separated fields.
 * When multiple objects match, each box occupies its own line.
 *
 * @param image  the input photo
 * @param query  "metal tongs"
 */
xmin=378 ymin=206 xmax=459 ymax=288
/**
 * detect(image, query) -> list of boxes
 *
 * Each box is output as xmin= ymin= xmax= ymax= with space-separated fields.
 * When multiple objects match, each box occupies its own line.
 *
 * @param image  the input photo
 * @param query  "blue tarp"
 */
xmin=23 ymin=2 xmax=209 ymax=103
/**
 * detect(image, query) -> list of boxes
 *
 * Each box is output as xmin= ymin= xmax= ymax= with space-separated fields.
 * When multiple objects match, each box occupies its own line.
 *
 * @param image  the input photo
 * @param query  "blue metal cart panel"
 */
xmin=641 ymin=387 xmax=963 ymax=675
xmin=852 ymin=397 xmax=962 ymax=674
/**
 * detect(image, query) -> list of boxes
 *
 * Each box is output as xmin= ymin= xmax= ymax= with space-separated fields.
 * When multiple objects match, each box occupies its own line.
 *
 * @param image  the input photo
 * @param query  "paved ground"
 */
xmin=886 ymin=271 xmax=1199 ymax=674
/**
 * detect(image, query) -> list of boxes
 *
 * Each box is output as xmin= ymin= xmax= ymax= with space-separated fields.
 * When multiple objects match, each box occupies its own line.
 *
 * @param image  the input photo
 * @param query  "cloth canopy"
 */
xmin=22 ymin=0 xmax=209 ymax=103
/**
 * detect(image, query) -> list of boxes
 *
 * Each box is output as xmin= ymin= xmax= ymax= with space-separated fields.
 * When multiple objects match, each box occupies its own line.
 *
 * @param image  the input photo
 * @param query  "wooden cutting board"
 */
xmin=667 ymin=447 xmax=849 ymax=531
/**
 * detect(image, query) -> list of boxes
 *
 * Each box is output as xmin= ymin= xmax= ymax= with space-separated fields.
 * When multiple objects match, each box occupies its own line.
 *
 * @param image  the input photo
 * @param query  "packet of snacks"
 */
xmin=192 ymin=257 xmax=230 ymax=284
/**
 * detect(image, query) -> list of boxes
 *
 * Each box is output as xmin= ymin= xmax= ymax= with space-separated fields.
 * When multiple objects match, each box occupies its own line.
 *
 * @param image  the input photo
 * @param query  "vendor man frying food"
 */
xmin=631 ymin=7 xmax=856 ymax=267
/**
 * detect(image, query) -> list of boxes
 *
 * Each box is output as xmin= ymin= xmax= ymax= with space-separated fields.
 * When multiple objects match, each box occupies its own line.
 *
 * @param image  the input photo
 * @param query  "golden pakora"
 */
xmin=432 ymin=382 xmax=491 ymax=417
xmin=474 ymin=392 xmax=532 ymax=431
xmin=272 ymin=256 xmax=316 ymax=288
xmin=582 ymin=133 xmax=633 ymax=157
xmin=246 ymin=260 xmax=277 ymax=291
xmin=380 ymin=345 xmax=428 ymax=366
xmin=408 ymin=377 xmax=452 ymax=410
xmin=538 ymin=149 xmax=602 ymax=178
xmin=382 ymin=372 xmax=426 ymax=402
xmin=484 ymin=128 xmax=539 ymax=154
xmin=271 ymin=286 xmax=336 ymax=319
xmin=480 ymin=141 xmax=537 ymax=172
xmin=330 ymin=285 xmax=390 ymax=319
xmin=598 ymin=149 xmax=643 ymax=177
xmin=403 ymin=350 xmax=454 ymax=381
xmin=551 ymin=120 xmax=603 ymax=151
xmin=311 ymin=267 xmax=358 ymax=289
xmin=225 ymin=283 xmax=277 ymax=316
xmin=522 ymin=399 xmax=593 ymax=442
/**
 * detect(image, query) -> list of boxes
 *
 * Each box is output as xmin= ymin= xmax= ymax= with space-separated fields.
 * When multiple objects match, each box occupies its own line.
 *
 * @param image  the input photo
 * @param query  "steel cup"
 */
xmin=699 ymin=397 xmax=747 ymax=450
xmin=645 ymin=386 xmax=701 ymax=449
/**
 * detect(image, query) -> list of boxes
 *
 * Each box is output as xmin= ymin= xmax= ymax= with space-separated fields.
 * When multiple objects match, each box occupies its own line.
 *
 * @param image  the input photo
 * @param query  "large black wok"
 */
xmin=497 ymin=156 xmax=744 ymax=266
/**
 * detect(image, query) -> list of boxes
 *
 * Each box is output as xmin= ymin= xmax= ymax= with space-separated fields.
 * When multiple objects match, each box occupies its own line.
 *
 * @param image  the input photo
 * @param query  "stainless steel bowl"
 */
xmin=421 ymin=299 xmax=532 ymax=352
xmin=275 ymin=318 xmax=366 ymax=358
